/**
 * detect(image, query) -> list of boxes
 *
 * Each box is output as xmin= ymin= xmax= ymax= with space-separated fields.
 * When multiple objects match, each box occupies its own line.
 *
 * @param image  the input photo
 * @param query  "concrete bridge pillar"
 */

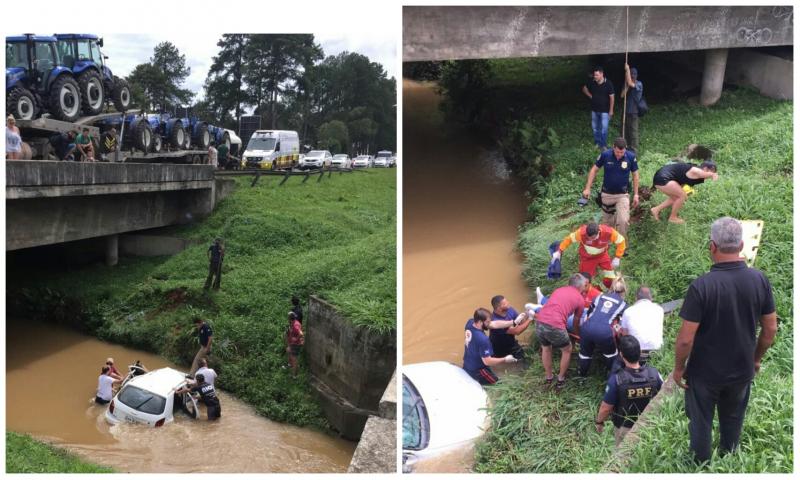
xmin=700 ymin=48 xmax=729 ymax=106
xmin=105 ymin=234 xmax=119 ymax=267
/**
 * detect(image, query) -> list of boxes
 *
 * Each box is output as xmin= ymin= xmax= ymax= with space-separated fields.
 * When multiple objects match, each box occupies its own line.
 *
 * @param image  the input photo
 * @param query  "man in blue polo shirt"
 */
xmin=463 ymin=308 xmax=518 ymax=385
xmin=582 ymin=137 xmax=640 ymax=237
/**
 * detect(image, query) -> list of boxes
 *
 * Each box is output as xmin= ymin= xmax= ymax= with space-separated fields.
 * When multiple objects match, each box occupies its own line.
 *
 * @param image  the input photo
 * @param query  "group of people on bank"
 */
xmin=462 ymin=69 xmax=778 ymax=461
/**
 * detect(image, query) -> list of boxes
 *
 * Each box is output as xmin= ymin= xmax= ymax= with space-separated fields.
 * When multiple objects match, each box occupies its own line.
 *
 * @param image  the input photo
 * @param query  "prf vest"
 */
xmin=613 ymin=366 xmax=661 ymax=428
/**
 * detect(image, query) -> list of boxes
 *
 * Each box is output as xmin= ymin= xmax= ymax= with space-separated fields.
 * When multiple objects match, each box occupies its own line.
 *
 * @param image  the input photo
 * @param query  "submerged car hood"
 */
xmin=404 ymin=361 xmax=489 ymax=451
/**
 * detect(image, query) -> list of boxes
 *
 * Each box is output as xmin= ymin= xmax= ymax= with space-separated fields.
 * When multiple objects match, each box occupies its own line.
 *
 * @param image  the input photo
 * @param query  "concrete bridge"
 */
xmin=403 ymin=5 xmax=793 ymax=104
xmin=6 ymin=162 xmax=225 ymax=263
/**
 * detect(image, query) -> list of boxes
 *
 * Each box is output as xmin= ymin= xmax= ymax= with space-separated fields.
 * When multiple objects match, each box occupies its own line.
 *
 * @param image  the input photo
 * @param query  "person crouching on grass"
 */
xmin=650 ymin=160 xmax=718 ymax=224
xmin=286 ymin=312 xmax=304 ymax=377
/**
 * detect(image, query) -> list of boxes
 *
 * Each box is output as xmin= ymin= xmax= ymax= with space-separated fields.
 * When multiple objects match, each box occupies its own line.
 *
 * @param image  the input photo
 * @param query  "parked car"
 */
xmin=331 ymin=154 xmax=351 ymax=168
xmin=402 ymin=362 xmax=489 ymax=473
xmin=374 ymin=150 xmax=393 ymax=167
xmin=352 ymin=154 xmax=374 ymax=168
xmin=105 ymin=367 xmax=198 ymax=428
xmin=299 ymin=150 xmax=332 ymax=169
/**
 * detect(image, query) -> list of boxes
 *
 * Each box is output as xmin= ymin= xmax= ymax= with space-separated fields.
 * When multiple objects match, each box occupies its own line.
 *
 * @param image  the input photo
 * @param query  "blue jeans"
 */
xmin=591 ymin=111 xmax=610 ymax=148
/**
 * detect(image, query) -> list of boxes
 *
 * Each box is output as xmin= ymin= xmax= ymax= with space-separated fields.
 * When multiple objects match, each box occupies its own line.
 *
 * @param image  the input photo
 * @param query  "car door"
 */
xmin=178 ymin=389 xmax=200 ymax=419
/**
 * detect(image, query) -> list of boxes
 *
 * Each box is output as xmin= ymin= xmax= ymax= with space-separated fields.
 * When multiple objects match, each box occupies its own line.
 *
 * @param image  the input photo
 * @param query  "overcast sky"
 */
xmin=98 ymin=32 xmax=397 ymax=103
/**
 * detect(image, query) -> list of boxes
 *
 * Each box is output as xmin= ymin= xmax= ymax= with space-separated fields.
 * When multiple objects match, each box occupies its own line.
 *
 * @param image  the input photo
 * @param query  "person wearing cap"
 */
xmin=553 ymin=222 xmax=626 ymax=289
xmin=620 ymin=64 xmax=643 ymax=153
xmin=285 ymin=311 xmax=305 ymax=377
xmin=177 ymin=373 xmax=221 ymax=420
xmin=595 ymin=335 xmax=663 ymax=446
xmin=6 ymin=115 xmax=22 ymax=160
xmin=650 ymin=160 xmax=719 ymax=224
xmin=582 ymin=137 xmax=640 ymax=237
xmin=204 ymin=238 xmax=225 ymax=290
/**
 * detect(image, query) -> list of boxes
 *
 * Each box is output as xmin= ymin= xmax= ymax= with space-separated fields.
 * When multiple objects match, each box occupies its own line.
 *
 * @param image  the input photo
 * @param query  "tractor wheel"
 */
xmin=170 ymin=122 xmax=186 ymax=150
xmin=111 ymin=77 xmax=131 ymax=112
xmin=7 ymin=86 xmax=37 ymax=120
xmin=193 ymin=124 xmax=210 ymax=149
xmin=133 ymin=121 xmax=153 ymax=152
xmin=48 ymin=75 xmax=82 ymax=121
xmin=152 ymin=135 xmax=163 ymax=153
xmin=78 ymin=70 xmax=104 ymax=115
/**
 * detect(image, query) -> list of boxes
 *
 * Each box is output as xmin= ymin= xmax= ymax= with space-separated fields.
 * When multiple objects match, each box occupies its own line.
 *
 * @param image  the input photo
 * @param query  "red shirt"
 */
xmin=584 ymin=285 xmax=602 ymax=308
xmin=287 ymin=320 xmax=304 ymax=346
xmin=536 ymin=285 xmax=585 ymax=330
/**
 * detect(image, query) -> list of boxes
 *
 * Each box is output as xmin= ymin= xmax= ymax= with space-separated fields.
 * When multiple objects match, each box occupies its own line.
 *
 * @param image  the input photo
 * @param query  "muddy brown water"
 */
xmin=403 ymin=79 xmax=532 ymax=365
xmin=6 ymin=319 xmax=355 ymax=473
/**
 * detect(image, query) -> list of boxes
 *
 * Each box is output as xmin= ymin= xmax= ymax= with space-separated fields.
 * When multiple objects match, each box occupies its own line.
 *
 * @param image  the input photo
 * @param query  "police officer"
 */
xmin=582 ymin=137 xmax=640 ymax=237
xmin=578 ymin=276 xmax=628 ymax=377
xmin=595 ymin=335 xmax=662 ymax=446
xmin=204 ymin=237 xmax=224 ymax=290
xmin=176 ymin=373 xmax=221 ymax=420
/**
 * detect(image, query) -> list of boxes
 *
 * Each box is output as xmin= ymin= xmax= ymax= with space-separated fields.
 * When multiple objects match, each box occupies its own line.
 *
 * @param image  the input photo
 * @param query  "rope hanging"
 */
xmin=622 ymin=6 xmax=629 ymax=142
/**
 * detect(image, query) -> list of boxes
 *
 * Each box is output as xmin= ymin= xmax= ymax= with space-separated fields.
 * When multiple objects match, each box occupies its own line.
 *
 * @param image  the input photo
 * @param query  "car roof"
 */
xmin=403 ymin=361 xmax=489 ymax=450
xmin=125 ymin=367 xmax=188 ymax=396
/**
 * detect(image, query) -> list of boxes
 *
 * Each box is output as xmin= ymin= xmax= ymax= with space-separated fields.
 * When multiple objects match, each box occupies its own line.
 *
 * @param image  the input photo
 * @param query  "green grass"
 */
xmin=6 ymin=432 xmax=114 ymax=473
xmin=458 ymin=58 xmax=792 ymax=473
xmin=9 ymin=169 xmax=396 ymax=429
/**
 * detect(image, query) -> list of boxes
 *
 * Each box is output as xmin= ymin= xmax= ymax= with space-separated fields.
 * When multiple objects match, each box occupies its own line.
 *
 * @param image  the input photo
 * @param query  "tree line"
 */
xmin=126 ymin=34 xmax=396 ymax=154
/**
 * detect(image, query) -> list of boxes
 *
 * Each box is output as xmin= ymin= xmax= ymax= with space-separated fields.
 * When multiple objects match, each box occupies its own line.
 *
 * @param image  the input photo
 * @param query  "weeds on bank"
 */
xmin=10 ymin=169 xmax=397 ymax=428
xmin=456 ymin=58 xmax=792 ymax=472
xmin=6 ymin=432 xmax=114 ymax=473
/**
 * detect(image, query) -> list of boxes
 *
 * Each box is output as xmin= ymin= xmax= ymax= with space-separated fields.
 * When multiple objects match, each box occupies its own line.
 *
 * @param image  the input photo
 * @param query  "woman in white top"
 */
xmin=96 ymin=365 xmax=117 ymax=404
xmin=6 ymin=115 xmax=22 ymax=160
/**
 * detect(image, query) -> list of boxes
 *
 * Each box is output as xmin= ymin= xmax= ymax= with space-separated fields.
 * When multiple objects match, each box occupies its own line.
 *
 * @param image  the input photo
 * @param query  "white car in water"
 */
xmin=402 ymin=362 xmax=489 ymax=473
xmin=331 ymin=154 xmax=351 ymax=168
xmin=105 ymin=367 xmax=199 ymax=428
xmin=352 ymin=155 xmax=374 ymax=168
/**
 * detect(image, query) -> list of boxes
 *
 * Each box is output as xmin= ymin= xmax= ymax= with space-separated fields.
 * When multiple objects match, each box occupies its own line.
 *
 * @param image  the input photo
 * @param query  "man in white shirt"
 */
xmin=194 ymin=358 xmax=217 ymax=386
xmin=620 ymin=286 xmax=664 ymax=357
xmin=95 ymin=365 xmax=118 ymax=404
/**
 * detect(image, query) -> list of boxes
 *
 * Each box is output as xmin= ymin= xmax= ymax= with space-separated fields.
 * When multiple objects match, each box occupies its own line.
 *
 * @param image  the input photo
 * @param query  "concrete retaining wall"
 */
xmin=306 ymin=296 xmax=396 ymax=441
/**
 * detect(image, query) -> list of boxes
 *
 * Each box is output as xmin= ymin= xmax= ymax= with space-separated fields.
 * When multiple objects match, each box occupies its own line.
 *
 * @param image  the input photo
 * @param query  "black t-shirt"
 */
xmin=208 ymin=243 xmax=223 ymax=264
xmin=679 ymin=261 xmax=775 ymax=384
xmin=49 ymin=133 xmax=72 ymax=159
xmin=291 ymin=305 xmax=303 ymax=323
xmin=191 ymin=382 xmax=220 ymax=406
xmin=198 ymin=323 xmax=213 ymax=347
xmin=585 ymin=78 xmax=615 ymax=113
xmin=653 ymin=163 xmax=704 ymax=187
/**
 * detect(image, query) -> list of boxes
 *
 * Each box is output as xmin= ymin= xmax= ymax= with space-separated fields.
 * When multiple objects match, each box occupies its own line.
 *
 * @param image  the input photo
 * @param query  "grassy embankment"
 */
xmin=457 ymin=58 xmax=792 ymax=473
xmin=10 ymin=169 xmax=396 ymax=430
xmin=6 ymin=432 xmax=114 ymax=473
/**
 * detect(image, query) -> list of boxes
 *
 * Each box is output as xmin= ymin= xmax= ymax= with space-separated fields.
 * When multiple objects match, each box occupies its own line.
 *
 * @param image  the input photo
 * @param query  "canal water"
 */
xmin=403 ymin=79 xmax=531 ymax=365
xmin=6 ymin=318 xmax=355 ymax=473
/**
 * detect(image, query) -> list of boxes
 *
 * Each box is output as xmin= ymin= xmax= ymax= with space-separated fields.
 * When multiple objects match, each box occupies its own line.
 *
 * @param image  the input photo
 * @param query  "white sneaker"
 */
xmin=536 ymin=287 xmax=544 ymax=304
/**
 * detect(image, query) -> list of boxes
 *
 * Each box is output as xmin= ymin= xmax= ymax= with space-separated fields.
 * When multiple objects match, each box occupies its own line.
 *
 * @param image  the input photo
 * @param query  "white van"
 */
xmin=242 ymin=130 xmax=300 ymax=170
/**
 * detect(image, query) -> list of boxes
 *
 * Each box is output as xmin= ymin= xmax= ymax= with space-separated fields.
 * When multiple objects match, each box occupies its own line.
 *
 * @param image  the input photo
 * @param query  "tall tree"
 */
xmin=205 ymin=34 xmax=249 ymax=122
xmin=243 ymin=35 xmax=322 ymax=128
xmin=127 ymin=41 xmax=193 ymax=111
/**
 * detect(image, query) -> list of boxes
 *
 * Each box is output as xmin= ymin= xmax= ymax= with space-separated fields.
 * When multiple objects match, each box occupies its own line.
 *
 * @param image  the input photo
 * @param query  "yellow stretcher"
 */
xmin=740 ymin=220 xmax=764 ymax=267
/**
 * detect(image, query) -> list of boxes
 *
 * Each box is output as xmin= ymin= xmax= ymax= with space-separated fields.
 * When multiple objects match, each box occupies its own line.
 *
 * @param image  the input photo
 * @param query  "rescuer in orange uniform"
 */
xmin=552 ymin=222 xmax=626 ymax=288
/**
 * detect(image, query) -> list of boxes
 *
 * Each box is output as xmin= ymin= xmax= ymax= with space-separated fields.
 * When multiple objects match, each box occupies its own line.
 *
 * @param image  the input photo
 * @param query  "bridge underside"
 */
xmin=403 ymin=6 xmax=793 ymax=62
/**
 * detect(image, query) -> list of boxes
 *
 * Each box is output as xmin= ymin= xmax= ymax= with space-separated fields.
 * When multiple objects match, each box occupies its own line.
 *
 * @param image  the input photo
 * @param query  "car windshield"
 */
xmin=402 ymin=378 xmax=429 ymax=450
xmin=377 ymin=152 xmax=391 ymax=158
xmin=118 ymin=385 xmax=167 ymax=416
xmin=333 ymin=155 xmax=347 ymax=159
xmin=246 ymin=137 xmax=277 ymax=151
xmin=306 ymin=151 xmax=325 ymax=158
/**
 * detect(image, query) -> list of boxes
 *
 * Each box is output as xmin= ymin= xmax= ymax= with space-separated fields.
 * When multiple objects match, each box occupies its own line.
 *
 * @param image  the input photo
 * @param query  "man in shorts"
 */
xmin=534 ymin=273 xmax=588 ymax=391
xmin=75 ymin=127 xmax=95 ymax=161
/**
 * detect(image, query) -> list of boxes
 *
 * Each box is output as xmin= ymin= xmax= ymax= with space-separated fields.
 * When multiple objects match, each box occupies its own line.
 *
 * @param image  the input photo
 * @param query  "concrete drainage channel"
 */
xmin=306 ymin=296 xmax=397 ymax=473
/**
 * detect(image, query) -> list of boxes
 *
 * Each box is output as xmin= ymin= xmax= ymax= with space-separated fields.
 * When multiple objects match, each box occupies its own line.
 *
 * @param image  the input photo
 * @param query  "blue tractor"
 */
xmin=6 ymin=34 xmax=82 ymax=121
xmin=207 ymin=124 xmax=230 ymax=148
xmin=144 ymin=113 xmax=188 ymax=152
xmin=102 ymin=113 xmax=154 ymax=152
xmin=54 ymin=34 xmax=131 ymax=116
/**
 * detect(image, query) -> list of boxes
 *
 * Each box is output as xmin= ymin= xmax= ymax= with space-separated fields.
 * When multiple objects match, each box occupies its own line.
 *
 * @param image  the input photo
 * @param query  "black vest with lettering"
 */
xmin=613 ymin=366 xmax=661 ymax=428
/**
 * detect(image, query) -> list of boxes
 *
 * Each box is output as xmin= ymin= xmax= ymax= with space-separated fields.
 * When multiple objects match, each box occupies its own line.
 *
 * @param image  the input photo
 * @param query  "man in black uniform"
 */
xmin=674 ymin=217 xmax=777 ymax=463
xmin=177 ymin=373 xmax=221 ymax=420
xmin=204 ymin=238 xmax=224 ymax=290
xmin=595 ymin=335 xmax=662 ymax=446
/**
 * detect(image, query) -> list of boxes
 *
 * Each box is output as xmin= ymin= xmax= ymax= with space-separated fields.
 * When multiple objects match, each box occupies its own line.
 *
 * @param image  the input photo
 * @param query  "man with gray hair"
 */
xmin=620 ymin=285 xmax=664 ymax=361
xmin=534 ymin=273 xmax=589 ymax=391
xmin=673 ymin=217 xmax=777 ymax=464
